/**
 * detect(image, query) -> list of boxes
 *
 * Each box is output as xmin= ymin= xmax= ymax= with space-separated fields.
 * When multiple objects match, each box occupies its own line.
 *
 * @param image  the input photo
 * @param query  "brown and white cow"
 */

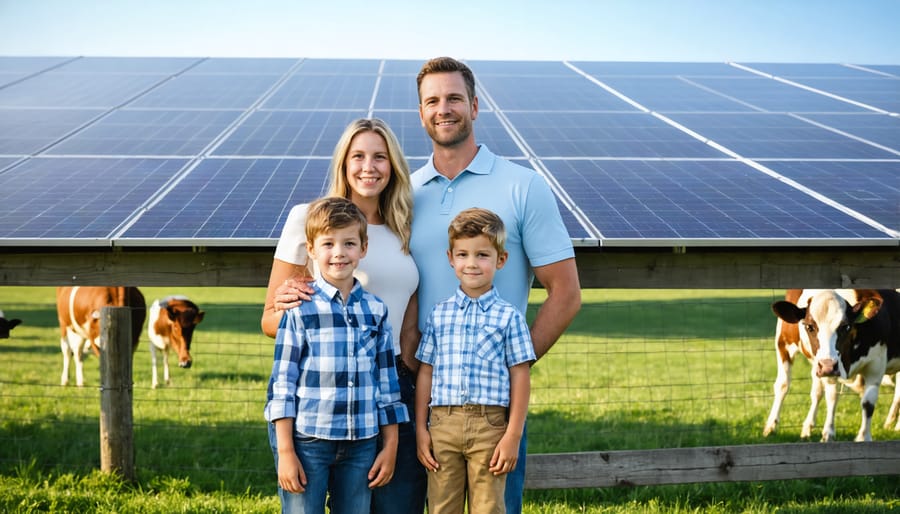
xmin=765 ymin=289 xmax=900 ymax=442
xmin=0 ymin=310 xmax=22 ymax=338
xmin=148 ymin=296 xmax=204 ymax=388
xmin=56 ymin=286 xmax=147 ymax=387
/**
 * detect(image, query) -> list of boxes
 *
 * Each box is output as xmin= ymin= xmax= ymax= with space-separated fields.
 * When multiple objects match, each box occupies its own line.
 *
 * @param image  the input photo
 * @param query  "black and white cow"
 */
xmin=0 ymin=310 xmax=22 ymax=338
xmin=768 ymin=289 xmax=900 ymax=442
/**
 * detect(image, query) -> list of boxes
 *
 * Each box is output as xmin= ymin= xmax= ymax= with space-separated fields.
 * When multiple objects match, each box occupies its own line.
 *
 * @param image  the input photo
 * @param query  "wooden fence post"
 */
xmin=99 ymin=306 xmax=135 ymax=482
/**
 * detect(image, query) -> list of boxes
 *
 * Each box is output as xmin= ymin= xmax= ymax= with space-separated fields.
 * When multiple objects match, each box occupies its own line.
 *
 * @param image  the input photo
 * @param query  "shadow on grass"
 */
xmin=0 ymin=414 xmax=274 ymax=496
xmin=197 ymin=371 xmax=268 ymax=382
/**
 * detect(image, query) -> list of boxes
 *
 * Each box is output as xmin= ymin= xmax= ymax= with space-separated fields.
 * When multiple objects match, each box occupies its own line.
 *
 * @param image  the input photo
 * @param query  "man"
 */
xmin=409 ymin=56 xmax=582 ymax=514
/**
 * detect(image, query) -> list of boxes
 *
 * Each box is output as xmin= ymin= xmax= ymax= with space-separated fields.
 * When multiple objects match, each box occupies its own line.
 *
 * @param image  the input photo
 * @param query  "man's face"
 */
xmin=418 ymin=71 xmax=478 ymax=149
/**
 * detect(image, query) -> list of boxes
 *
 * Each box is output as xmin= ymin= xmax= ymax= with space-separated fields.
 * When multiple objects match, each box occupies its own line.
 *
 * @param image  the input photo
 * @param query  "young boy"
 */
xmin=415 ymin=208 xmax=536 ymax=514
xmin=265 ymin=196 xmax=409 ymax=514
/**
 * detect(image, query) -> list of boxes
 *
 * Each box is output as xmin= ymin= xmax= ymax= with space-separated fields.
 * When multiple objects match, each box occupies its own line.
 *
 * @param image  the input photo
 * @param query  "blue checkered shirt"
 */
xmin=416 ymin=286 xmax=535 ymax=407
xmin=265 ymin=278 xmax=409 ymax=440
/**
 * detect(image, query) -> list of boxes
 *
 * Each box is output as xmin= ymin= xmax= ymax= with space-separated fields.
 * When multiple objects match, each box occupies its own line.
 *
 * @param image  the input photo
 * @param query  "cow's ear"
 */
xmin=772 ymin=301 xmax=805 ymax=323
xmin=10 ymin=319 xmax=21 ymax=328
xmin=196 ymin=311 xmax=205 ymax=323
xmin=853 ymin=297 xmax=882 ymax=324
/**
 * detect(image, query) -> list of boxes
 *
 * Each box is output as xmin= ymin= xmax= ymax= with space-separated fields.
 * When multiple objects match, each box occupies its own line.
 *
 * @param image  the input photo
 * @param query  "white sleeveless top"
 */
xmin=274 ymin=203 xmax=419 ymax=355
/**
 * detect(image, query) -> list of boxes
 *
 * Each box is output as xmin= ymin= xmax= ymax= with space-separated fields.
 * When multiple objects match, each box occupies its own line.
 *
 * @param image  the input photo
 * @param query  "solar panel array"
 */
xmin=1 ymin=56 xmax=897 ymax=248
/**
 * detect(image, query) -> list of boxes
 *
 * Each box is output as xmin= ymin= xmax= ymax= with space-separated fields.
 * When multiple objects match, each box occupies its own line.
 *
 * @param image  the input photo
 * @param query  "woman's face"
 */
xmin=344 ymin=131 xmax=392 ymax=201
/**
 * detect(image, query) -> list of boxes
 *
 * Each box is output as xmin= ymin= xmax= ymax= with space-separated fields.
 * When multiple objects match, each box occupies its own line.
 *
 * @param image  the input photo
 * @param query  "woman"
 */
xmin=262 ymin=118 xmax=426 ymax=514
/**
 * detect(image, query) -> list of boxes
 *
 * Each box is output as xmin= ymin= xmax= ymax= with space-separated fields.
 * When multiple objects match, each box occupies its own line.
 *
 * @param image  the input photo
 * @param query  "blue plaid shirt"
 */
xmin=265 ymin=278 xmax=409 ymax=440
xmin=416 ymin=286 xmax=535 ymax=407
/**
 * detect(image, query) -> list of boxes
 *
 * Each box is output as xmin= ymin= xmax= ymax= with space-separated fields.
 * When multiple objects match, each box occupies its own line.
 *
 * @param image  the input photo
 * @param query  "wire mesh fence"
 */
xmin=2 ymin=287 xmax=897 ymax=495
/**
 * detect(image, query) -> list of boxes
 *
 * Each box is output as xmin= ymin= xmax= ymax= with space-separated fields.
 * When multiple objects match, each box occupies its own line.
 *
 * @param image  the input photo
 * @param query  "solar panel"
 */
xmin=685 ymin=77 xmax=869 ymax=112
xmin=0 ymin=56 xmax=896 ymax=249
xmin=544 ymin=159 xmax=893 ymax=244
xmin=0 ymin=108 xmax=105 ymax=155
xmin=734 ymin=63 xmax=878 ymax=78
xmin=571 ymin=61 xmax=748 ymax=77
xmin=663 ymin=113 xmax=898 ymax=159
xmin=863 ymin=64 xmax=900 ymax=77
xmin=762 ymin=161 xmax=900 ymax=231
xmin=505 ymin=112 xmax=723 ymax=158
xmin=0 ymin=157 xmax=188 ymax=242
xmin=129 ymin=74 xmax=283 ymax=109
xmin=0 ymin=72 xmax=166 ymax=108
xmin=45 ymin=109 xmax=243 ymax=156
xmin=119 ymin=158 xmax=329 ymax=243
xmin=55 ymin=56 xmax=199 ymax=74
xmin=797 ymin=113 xmax=900 ymax=153
xmin=590 ymin=77 xmax=758 ymax=112
xmin=0 ymin=56 xmax=73 ymax=73
xmin=212 ymin=110 xmax=365 ymax=157
xmin=373 ymin=74 xmax=420 ymax=110
xmin=475 ymin=74 xmax=636 ymax=111
xmin=784 ymin=77 xmax=900 ymax=113
xmin=263 ymin=74 xmax=377 ymax=110
xmin=188 ymin=57 xmax=297 ymax=74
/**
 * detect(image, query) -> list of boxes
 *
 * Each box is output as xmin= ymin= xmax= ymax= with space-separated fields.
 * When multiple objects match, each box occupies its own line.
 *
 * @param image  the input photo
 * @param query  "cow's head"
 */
xmin=772 ymin=290 xmax=883 ymax=378
xmin=0 ymin=312 xmax=22 ymax=339
xmin=164 ymin=300 xmax=205 ymax=369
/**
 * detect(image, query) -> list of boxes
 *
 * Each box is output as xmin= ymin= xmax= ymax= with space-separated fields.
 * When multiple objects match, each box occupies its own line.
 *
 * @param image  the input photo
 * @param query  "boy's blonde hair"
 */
xmin=327 ymin=118 xmax=413 ymax=253
xmin=305 ymin=197 xmax=368 ymax=246
xmin=448 ymin=208 xmax=506 ymax=254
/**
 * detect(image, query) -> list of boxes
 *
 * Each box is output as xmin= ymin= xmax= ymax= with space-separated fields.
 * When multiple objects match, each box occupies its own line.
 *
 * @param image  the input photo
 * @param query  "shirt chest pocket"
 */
xmin=356 ymin=325 xmax=379 ymax=362
xmin=474 ymin=325 xmax=504 ymax=363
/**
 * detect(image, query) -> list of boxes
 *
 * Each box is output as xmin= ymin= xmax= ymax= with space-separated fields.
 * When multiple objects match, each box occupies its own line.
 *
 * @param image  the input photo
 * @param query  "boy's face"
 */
xmin=447 ymin=234 xmax=506 ymax=298
xmin=307 ymin=223 xmax=367 ymax=288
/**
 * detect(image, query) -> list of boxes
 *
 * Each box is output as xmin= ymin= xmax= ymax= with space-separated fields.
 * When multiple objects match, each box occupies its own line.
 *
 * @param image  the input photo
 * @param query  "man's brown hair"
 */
xmin=416 ymin=56 xmax=476 ymax=103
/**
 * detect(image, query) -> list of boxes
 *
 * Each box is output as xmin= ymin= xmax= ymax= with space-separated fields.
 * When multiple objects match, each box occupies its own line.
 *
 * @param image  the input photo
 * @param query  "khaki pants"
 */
xmin=426 ymin=404 xmax=508 ymax=514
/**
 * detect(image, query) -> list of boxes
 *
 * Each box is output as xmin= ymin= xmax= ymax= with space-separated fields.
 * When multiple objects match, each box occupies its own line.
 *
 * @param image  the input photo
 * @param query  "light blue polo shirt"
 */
xmin=410 ymin=145 xmax=574 ymax=330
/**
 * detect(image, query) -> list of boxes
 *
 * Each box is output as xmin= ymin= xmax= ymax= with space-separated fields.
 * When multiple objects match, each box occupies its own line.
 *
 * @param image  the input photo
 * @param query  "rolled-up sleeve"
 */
xmin=375 ymin=317 xmax=409 ymax=426
xmin=264 ymin=311 xmax=304 ymax=422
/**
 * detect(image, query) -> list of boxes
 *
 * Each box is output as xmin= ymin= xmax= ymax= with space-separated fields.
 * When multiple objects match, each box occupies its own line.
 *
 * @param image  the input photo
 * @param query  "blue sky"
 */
xmin=1 ymin=0 xmax=899 ymax=64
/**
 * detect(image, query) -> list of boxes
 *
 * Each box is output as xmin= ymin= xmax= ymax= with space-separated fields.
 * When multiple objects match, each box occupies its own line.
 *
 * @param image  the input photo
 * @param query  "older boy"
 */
xmin=265 ymin=196 xmax=409 ymax=514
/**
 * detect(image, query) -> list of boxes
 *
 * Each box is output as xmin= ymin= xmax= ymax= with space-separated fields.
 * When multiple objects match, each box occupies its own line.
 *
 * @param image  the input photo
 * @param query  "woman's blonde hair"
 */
xmin=327 ymin=118 xmax=413 ymax=253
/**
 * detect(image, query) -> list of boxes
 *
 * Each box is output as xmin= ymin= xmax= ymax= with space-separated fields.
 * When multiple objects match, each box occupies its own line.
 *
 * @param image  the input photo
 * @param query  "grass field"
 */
xmin=1 ymin=286 xmax=898 ymax=513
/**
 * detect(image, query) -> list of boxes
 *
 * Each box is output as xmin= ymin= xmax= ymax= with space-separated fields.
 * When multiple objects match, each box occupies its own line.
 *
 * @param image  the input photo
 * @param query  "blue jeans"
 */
xmin=504 ymin=421 xmax=527 ymax=514
xmin=371 ymin=371 xmax=427 ymax=514
xmin=268 ymin=423 xmax=377 ymax=514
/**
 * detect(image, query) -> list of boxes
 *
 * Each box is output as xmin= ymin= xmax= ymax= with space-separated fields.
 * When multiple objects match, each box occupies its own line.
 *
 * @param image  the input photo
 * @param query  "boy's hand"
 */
xmin=489 ymin=432 xmax=521 ymax=476
xmin=415 ymin=427 xmax=439 ymax=472
xmin=368 ymin=447 xmax=397 ymax=488
xmin=277 ymin=451 xmax=307 ymax=493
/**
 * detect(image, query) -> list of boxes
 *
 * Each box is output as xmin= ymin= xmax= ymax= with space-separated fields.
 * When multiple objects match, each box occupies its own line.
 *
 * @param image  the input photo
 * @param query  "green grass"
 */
xmin=1 ymin=286 xmax=898 ymax=513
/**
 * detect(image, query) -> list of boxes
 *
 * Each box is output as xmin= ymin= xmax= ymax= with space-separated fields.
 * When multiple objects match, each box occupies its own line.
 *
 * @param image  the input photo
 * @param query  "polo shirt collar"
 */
xmin=422 ymin=144 xmax=495 ymax=184
xmin=453 ymin=285 xmax=500 ymax=312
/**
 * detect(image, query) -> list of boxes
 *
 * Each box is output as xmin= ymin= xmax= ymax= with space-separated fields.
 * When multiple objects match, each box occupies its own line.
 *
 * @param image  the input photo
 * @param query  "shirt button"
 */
xmin=448 ymin=187 xmax=453 ymax=192
xmin=348 ymin=381 xmax=354 ymax=387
